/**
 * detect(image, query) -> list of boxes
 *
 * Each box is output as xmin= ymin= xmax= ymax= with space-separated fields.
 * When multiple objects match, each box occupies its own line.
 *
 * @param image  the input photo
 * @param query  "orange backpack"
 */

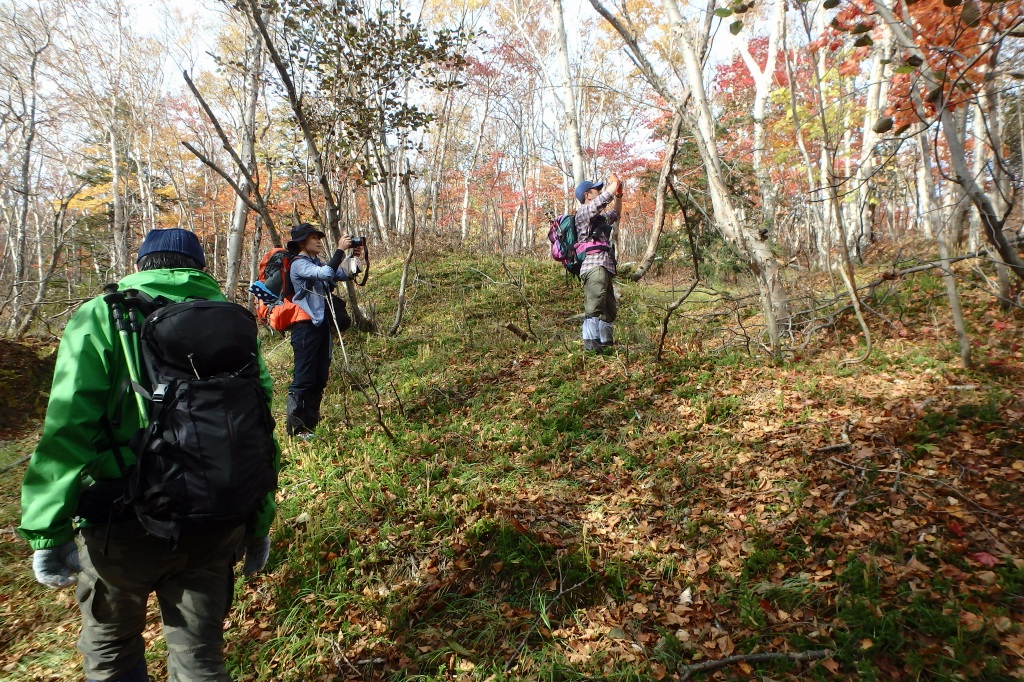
xmin=249 ymin=248 xmax=312 ymax=332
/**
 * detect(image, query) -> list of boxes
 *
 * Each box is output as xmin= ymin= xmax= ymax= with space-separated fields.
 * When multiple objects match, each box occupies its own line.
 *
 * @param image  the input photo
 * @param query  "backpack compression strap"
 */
xmin=575 ymin=241 xmax=610 ymax=256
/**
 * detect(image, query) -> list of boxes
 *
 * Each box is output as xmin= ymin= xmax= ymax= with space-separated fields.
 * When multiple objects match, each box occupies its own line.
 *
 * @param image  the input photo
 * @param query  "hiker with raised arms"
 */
xmin=19 ymin=228 xmax=280 ymax=682
xmin=575 ymin=172 xmax=623 ymax=353
xmin=285 ymin=223 xmax=364 ymax=438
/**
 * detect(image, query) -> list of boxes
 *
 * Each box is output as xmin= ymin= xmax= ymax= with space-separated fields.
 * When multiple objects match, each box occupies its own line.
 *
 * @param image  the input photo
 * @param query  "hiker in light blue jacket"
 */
xmin=284 ymin=223 xmax=361 ymax=437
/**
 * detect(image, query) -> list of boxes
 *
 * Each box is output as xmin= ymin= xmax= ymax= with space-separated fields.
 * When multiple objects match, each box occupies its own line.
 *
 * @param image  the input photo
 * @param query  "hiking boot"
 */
xmin=583 ymin=339 xmax=600 ymax=352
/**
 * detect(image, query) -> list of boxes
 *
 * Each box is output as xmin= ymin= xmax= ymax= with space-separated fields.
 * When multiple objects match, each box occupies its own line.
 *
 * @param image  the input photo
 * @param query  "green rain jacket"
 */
xmin=19 ymin=268 xmax=280 ymax=550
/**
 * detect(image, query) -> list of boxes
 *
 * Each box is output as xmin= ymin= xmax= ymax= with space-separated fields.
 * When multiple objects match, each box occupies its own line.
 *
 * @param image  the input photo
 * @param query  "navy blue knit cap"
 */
xmin=575 ymin=180 xmax=604 ymax=203
xmin=136 ymin=228 xmax=206 ymax=268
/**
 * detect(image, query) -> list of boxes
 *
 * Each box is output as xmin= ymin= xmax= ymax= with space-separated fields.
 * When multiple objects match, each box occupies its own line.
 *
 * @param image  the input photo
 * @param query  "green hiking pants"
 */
xmin=582 ymin=267 xmax=617 ymax=323
xmin=76 ymin=519 xmax=245 ymax=681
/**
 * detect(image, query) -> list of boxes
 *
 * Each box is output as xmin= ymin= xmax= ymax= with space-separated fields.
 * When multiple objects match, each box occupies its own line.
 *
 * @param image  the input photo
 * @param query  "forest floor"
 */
xmin=0 ymin=249 xmax=1022 ymax=681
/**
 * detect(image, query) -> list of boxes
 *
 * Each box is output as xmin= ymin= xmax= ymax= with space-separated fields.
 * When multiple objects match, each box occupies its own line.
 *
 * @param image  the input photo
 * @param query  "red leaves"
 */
xmin=968 ymin=551 xmax=998 ymax=568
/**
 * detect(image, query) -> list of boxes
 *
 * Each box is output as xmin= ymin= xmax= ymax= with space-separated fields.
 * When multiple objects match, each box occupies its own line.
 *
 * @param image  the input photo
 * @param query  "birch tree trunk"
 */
xmin=977 ymin=67 xmax=1012 ymax=305
xmin=663 ymin=0 xmax=792 ymax=349
xmin=390 ymin=160 xmax=417 ymax=336
xmin=224 ymin=22 xmax=263 ymax=302
xmin=737 ymin=0 xmax=785 ymax=237
xmin=4 ymin=26 xmax=45 ymax=334
xmin=914 ymin=116 xmax=972 ymax=368
xmin=630 ymin=112 xmax=683 ymax=281
xmin=551 ymin=0 xmax=586 ymax=184
xmin=967 ymin=102 xmax=986 ymax=253
xmin=108 ymin=125 xmax=128 ymax=276
xmin=853 ymin=31 xmax=893 ymax=259
xmin=782 ymin=19 xmax=827 ymax=268
xmin=461 ymin=90 xmax=490 ymax=242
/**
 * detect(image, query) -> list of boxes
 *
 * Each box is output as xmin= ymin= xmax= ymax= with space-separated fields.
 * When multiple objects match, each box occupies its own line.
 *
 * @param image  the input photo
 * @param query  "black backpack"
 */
xmin=108 ymin=291 xmax=278 ymax=542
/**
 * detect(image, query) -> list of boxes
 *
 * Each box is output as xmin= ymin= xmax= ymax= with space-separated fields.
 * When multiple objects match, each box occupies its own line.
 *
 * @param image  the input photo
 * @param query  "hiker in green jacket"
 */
xmin=19 ymin=228 xmax=280 ymax=682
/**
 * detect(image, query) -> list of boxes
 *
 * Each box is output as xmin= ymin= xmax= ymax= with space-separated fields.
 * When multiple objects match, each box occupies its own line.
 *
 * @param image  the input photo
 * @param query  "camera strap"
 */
xmin=355 ymin=245 xmax=369 ymax=287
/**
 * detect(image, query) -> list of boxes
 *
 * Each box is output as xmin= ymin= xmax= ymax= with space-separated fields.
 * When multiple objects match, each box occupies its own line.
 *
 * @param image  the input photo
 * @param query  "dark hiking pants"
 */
xmin=76 ymin=519 xmax=244 ymax=682
xmin=287 ymin=319 xmax=332 ymax=435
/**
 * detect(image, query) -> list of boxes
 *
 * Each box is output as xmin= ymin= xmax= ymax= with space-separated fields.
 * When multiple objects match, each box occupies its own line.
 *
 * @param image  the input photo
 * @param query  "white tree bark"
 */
xmin=224 ymin=20 xmax=263 ymax=301
xmin=737 ymin=0 xmax=785 ymax=236
xmin=853 ymin=31 xmax=893 ymax=257
xmin=551 ymin=0 xmax=586 ymax=184
xmin=914 ymin=113 xmax=972 ymax=368
xmin=781 ymin=18 xmax=827 ymax=268
xmin=461 ymin=89 xmax=490 ymax=242
xmin=662 ymin=0 xmax=792 ymax=347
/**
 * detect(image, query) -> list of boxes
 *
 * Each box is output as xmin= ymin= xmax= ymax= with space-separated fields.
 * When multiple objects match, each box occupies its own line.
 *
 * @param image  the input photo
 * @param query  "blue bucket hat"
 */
xmin=575 ymin=180 xmax=604 ymax=203
xmin=136 ymin=228 xmax=206 ymax=268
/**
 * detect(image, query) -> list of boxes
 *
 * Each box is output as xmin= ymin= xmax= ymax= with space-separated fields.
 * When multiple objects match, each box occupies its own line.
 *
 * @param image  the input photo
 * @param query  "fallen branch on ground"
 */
xmin=0 ymin=454 xmax=31 ymax=475
xmin=504 ymin=322 xmax=533 ymax=341
xmin=678 ymin=648 xmax=833 ymax=681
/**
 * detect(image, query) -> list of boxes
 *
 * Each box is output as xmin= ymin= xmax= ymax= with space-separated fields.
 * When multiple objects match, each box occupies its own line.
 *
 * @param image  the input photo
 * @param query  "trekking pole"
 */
xmin=325 ymin=292 xmax=351 ymax=371
xmin=103 ymin=289 xmax=149 ymax=424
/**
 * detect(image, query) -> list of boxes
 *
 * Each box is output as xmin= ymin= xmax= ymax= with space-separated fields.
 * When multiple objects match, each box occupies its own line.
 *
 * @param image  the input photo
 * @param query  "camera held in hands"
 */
xmin=350 ymin=236 xmax=367 ymax=248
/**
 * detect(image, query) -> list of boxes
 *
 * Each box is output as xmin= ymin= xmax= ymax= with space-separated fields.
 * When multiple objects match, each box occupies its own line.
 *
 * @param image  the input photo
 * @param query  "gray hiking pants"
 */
xmin=76 ymin=519 xmax=244 ymax=681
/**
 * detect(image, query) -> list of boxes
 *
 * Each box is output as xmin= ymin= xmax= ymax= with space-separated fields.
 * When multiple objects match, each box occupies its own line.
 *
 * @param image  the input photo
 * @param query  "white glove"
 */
xmin=242 ymin=536 xmax=271 ymax=576
xmin=32 ymin=541 xmax=81 ymax=588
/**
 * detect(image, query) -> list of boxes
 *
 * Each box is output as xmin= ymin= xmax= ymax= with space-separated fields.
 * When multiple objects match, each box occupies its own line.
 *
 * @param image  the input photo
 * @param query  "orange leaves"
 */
xmin=883 ymin=0 xmax=1022 ymax=127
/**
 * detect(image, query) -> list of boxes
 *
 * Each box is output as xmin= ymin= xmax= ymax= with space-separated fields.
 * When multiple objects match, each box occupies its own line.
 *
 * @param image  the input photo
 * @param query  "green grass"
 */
xmin=3 ymin=251 xmax=1022 ymax=681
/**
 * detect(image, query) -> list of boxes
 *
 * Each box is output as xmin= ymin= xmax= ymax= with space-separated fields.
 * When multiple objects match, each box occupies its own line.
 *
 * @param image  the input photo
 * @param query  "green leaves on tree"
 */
xmin=268 ymin=0 xmax=473 ymax=182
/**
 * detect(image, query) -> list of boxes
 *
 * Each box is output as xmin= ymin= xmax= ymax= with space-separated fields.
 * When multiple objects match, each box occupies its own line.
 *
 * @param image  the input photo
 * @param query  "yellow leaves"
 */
xmin=68 ymin=183 xmax=113 ymax=212
xmin=154 ymin=185 xmax=178 ymax=200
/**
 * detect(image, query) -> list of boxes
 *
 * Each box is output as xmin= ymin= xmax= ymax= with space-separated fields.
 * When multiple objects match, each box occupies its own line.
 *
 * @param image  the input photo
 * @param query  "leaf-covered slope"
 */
xmin=2 ymin=253 xmax=1021 ymax=681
